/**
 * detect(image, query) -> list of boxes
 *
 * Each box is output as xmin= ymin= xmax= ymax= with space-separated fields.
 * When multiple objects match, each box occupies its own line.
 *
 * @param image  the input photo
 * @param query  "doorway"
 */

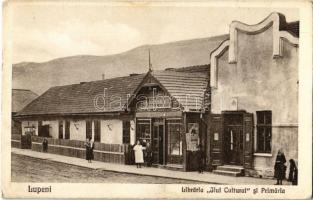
xmin=152 ymin=119 xmax=165 ymax=165
xmin=223 ymin=113 xmax=244 ymax=165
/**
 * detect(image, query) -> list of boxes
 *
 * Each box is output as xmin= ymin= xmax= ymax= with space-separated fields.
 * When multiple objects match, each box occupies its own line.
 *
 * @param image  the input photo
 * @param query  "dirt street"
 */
xmin=11 ymin=153 xmax=205 ymax=183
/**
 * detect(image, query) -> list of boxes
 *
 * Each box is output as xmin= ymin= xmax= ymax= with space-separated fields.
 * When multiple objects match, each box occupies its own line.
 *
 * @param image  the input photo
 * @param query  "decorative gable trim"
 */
xmin=210 ymin=40 xmax=230 ymax=88
xmin=229 ymin=12 xmax=299 ymax=63
xmin=210 ymin=12 xmax=299 ymax=89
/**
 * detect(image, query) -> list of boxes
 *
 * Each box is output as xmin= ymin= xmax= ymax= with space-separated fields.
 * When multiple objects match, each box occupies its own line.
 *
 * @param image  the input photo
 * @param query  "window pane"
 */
xmin=137 ymin=121 xmax=151 ymax=143
xmin=169 ymin=124 xmax=182 ymax=155
xmin=257 ymin=127 xmax=265 ymax=152
xmin=265 ymin=127 xmax=272 ymax=152
xmin=265 ymin=112 xmax=272 ymax=125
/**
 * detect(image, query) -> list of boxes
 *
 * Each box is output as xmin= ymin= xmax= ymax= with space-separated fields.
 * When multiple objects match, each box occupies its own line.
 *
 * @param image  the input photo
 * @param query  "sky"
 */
xmin=7 ymin=2 xmax=299 ymax=64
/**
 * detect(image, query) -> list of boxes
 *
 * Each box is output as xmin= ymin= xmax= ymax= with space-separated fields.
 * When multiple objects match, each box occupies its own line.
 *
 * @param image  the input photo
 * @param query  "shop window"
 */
xmin=65 ymin=121 xmax=70 ymax=139
xmin=137 ymin=120 xmax=151 ymax=143
xmin=58 ymin=121 xmax=63 ymax=139
xmin=168 ymin=123 xmax=182 ymax=156
xmin=94 ymin=120 xmax=101 ymax=142
xmin=123 ymin=121 xmax=130 ymax=144
xmin=186 ymin=123 xmax=199 ymax=151
xmin=256 ymin=111 xmax=272 ymax=153
xmin=86 ymin=120 xmax=92 ymax=139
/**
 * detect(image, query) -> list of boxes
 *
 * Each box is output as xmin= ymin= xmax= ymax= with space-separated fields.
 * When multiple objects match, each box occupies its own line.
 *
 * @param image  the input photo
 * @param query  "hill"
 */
xmin=13 ymin=34 xmax=228 ymax=95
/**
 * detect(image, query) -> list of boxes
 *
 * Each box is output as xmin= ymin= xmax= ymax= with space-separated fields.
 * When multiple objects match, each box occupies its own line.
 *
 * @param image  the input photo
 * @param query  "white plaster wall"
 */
xmin=70 ymin=120 xmax=86 ymax=141
xmin=101 ymin=120 xmax=123 ymax=144
xmin=42 ymin=120 xmax=59 ymax=138
xmin=21 ymin=121 xmax=38 ymax=135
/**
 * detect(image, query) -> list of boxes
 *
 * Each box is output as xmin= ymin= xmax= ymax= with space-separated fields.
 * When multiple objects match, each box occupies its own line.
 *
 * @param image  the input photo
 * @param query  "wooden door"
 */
xmin=224 ymin=125 xmax=243 ymax=165
xmin=209 ymin=114 xmax=223 ymax=166
xmin=243 ymin=113 xmax=254 ymax=169
xmin=152 ymin=124 xmax=160 ymax=164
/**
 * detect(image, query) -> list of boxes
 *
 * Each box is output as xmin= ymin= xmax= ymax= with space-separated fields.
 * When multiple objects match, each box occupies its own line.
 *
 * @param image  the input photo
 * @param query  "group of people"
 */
xmin=49 ymin=136 xmax=298 ymax=186
xmin=274 ymin=149 xmax=298 ymax=185
xmin=133 ymin=140 xmax=152 ymax=168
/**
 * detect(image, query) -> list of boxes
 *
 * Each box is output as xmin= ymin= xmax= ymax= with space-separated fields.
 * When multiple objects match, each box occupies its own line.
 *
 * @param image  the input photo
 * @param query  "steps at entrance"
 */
xmin=213 ymin=165 xmax=244 ymax=177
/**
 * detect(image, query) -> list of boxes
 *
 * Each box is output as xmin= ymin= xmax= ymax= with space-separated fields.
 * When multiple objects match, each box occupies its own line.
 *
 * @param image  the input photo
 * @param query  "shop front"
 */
xmin=135 ymin=111 xmax=184 ymax=168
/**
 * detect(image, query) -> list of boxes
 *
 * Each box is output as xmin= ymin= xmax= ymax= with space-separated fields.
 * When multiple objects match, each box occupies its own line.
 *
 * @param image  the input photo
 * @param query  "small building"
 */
xmin=14 ymin=66 xmax=210 ymax=169
xmin=13 ymin=12 xmax=299 ymax=177
xmin=12 ymin=89 xmax=38 ymax=135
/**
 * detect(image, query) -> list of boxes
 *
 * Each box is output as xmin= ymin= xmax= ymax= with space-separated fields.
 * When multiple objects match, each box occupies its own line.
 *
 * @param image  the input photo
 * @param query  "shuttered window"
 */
xmin=94 ymin=120 xmax=101 ymax=142
xmin=123 ymin=121 xmax=130 ymax=144
xmin=86 ymin=120 xmax=92 ymax=139
xmin=256 ymin=111 xmax=272 ymax=153
xmin=65 ymin=121 xmax=70 ymax=139
xmin=58 ymin=121 xmax=63 ymax=139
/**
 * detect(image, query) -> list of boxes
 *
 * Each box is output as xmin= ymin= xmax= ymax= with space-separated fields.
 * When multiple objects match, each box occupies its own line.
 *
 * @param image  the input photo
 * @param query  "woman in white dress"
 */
xmin=133 ymin=140 xmax=145 ymax=168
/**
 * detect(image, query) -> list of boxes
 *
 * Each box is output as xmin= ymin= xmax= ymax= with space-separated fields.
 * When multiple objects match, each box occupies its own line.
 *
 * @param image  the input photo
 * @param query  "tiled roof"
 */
xmin=152 ymin=70 xmax=209 ymax=111
xmin=17 ymin=74 xmax=146 ymax=116
xmin=17 ymin=65 xmax=210 ymax=116
xmin=12 ymin=89 xmax=38 ymax=113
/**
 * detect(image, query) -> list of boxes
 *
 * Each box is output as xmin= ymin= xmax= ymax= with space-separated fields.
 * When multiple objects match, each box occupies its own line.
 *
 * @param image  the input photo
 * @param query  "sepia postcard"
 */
xmin=1 ymin=0 xmax=312 ymax=199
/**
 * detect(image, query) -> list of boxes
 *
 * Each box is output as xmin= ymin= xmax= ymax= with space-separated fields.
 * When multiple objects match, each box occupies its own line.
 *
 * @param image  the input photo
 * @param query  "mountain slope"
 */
xmin=13 ymin=34 xmax=228 ymax=95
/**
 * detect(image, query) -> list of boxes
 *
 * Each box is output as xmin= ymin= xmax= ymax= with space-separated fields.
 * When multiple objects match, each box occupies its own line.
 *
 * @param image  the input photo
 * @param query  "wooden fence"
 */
xmin=11 ymin=134 xmax=21 ymax=148
xmin=12 ymin=134 xmax=130 ymax=164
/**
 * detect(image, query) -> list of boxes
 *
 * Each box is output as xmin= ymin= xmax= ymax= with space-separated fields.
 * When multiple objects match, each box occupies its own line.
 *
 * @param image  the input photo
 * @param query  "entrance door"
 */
xmin=152 ymin=119 xmax=165 ymax=165
xmin=224 ymin=113 xmax=243 ymax=165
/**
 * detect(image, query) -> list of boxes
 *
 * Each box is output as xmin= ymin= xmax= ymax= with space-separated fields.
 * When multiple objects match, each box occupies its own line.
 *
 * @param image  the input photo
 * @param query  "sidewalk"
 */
xmin=12 ymin=148 xmax=276 ymax=185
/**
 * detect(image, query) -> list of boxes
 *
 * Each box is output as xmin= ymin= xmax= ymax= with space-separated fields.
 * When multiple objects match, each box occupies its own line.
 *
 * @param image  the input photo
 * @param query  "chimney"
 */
xmin=102 ymin=74 xmax=105 ymax=80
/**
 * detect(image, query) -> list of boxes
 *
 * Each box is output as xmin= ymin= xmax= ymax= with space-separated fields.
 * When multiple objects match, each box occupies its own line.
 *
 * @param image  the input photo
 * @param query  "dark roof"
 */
xmin=17 ymin=74 xmax=146 ymax=116
xmin=17 ymin=64 xmax=210 ymax=116
xmin=165 ymin=64 xmax=209 ymax=73
xmin=152 ymin=70 xmax=208 ymax=111
xmin=12 ymin=89 xmax=38 ymax=113
xmin=283 ymin=21 xmax=299 ymax=37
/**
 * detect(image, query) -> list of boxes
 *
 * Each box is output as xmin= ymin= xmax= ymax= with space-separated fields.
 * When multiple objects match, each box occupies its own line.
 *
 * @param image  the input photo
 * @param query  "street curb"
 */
xmin=12 ymin=152 xmax=221 ymax=184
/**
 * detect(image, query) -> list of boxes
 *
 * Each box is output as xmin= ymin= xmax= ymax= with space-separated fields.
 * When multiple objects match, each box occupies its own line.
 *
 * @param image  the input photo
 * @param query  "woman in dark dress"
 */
xmin=288 ymin=159 xmax=298 ymax=185
xmin=85 ymin=137 xmax=94 ymax=163
xmin=198 ymin=144 xmax=205 ymax=173
xmin=274 ymin=149 xmax=286 ymax=185
xmin=145 ymin=142 xmax=152 ymax=167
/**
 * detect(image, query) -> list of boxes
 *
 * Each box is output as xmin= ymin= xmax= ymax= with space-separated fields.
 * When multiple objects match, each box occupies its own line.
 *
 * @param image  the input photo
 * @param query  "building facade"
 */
xmin=209 ymin=12 xmax=298 ymax=177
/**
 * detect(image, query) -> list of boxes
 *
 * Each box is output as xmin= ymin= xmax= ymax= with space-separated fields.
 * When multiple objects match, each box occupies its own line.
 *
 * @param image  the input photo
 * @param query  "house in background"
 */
xmin=12 ymin=12 xmax=299 ymax=178
xmin=12 ymin=89 xmax=38 ymax=135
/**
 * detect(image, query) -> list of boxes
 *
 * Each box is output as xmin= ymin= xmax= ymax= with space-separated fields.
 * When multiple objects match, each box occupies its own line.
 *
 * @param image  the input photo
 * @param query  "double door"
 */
xmin=151 ymin=118 xmax=183 ymax=165
xmin=209 ymin=111 xmax=254 ymax=168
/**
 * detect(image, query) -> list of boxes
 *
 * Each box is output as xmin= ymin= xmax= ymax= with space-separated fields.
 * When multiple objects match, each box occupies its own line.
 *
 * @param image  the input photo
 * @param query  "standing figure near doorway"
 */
xmin=85 ymin=137 xmax=94 ymax=163
xmin=133 ymin=140 xmax=145 ymax=168
xmin=197 ymin=144 xmax=205 ymax=173
xmin=145 ymin=141 xmax=152 ymax=167
xmin=274 ymin=149 xmax=286 ymax=185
